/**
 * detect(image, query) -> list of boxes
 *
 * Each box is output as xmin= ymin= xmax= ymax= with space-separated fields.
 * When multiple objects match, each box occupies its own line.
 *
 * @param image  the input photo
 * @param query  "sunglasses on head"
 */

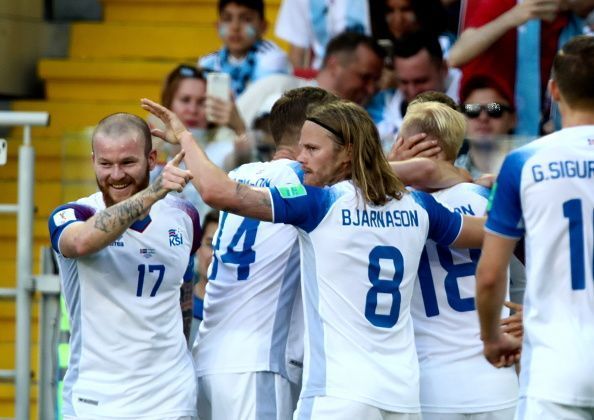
xmin=178 ymin=65 xmax=201 ymax=78
xmin=462 ymin=103 xmax=513 ymax=119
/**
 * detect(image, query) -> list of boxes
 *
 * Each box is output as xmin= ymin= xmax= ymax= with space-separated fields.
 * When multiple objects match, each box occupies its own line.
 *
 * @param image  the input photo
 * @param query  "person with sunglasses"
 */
xmin=454 ymin=75 xmax=517 ymax=180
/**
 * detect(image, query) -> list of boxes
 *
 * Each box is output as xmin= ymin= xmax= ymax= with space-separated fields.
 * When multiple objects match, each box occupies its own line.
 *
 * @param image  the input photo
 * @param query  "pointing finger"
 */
xmin=171 ymin=150 xmax=185 ymax=167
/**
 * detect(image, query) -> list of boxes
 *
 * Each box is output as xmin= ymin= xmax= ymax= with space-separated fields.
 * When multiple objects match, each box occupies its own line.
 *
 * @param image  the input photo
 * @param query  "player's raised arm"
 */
xmin=141 ymin=98 xmax=273 ymax=222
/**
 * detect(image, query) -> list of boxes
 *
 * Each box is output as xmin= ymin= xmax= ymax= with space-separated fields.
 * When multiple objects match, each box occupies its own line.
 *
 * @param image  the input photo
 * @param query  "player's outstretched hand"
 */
xmin=141 ymin=98 xmax=190 ymax=145
xmin=388 ymin=133 xmax=441 ymax=161
xmin=483 ymin=333 xmax=522 ymax=368
xmin=160 ymin=151 xmax=193 ymax=194
xmin=500 ymin=301 xmax=523 ymax=338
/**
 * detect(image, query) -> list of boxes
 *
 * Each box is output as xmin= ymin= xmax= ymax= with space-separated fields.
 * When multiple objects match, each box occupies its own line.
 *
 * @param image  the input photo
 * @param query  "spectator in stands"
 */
xmin=449 ymin=0 xmax=594 ymax=136
xmin=48 ymin=113 xmax=198 ymax=419
xmin=385 ymin=0 xmax=455 ymax=55
xmin=237 ymin=31 xmax=384 ymax=127
xmin=375 ymin=33 xmax=460 ymax=150
xmin=199 ymin=0 xmax=290 ymax=96
xmin=150 ymin=64 xmax=252 ymax=220
xmin=274 ymin=0 xmax=371 ymax=70
xmin=455 ymin=75 xmax=517 ymax=179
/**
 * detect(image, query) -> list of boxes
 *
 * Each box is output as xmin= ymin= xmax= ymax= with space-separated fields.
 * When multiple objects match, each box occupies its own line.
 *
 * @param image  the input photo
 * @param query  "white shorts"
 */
xmin=422 ymin=407 xmax=515 ymax=420
xmin=294 ymin=395 xmax=421 ymax=420
xmin=197 ymin=371 xmax=295 ymax=420
xmin=515 ymin=396 xmax=594 ymax=420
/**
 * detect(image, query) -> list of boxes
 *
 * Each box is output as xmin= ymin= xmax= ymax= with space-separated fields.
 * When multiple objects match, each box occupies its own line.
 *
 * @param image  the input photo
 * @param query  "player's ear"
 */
xmin=147 ymin=149 xmax=157 ymax=171
xmin=549 ymin=79 xmax=561 ymax=103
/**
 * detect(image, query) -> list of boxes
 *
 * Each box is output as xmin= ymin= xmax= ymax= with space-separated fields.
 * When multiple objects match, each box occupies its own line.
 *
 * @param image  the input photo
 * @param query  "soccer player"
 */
xmin=403 ymin=101 xmax=518 ymax=419
xmin=193 ymin=87 xmax=336 ymax=420
xmin=476 ymin=35 xmax=594 ymax=419
xmin=142 ymin=97 xmax=486 ymax=418
xmin=48 ymin=113 xmax=199 ymax=419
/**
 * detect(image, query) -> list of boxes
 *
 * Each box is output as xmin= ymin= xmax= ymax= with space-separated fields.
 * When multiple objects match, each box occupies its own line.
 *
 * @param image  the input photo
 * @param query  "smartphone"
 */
xmin=0 ymin=139 xmax=6 ymax=166
xmin=206 ymin=72 xmax=231 ymax=101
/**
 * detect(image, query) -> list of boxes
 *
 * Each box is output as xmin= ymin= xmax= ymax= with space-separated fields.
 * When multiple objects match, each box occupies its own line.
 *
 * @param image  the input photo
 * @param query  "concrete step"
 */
xmin=4 ymin=137 xmax=63 ymax=158
xmin=0 ymin=156 xmax=62 ymax=181
xmin=11 ymin=100 xmax=142 ymax=138
xmin=39 ymin=58 xmax=181 ymax=101
xmin=71 ymin=22 xmax=220 ymax=60
xmin=102 ymin=0 xmax=280 ymax=24
xmin=0 ymin=181 xmax=64 ymax=218
xmin=0 ymin=302 xmax=39 ymax=342
xmin=69 ymin=21 xmax=284 ymax=60
xmin=0 ymin=382 xmax=38 ymax=419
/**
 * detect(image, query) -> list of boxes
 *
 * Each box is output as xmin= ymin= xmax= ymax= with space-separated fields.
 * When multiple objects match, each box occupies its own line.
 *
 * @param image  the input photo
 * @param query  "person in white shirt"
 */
xmin=142 ymin=97 xmax=486 ymax=419
xmin=194 ymin=87 xmax=337 ymax=420
xmin=476 ymin=35 xmax=594 ymax=419
xmin=48 ymin=113 xmax=198 ymax=419
xmin=401 ymin=101 xmax=519 ymax=420
xmin=274 ymin=0 xmax=371 ymax=69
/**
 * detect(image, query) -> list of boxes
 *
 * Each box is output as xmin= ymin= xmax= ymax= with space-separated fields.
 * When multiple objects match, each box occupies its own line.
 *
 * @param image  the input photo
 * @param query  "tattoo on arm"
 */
xmin=225 ymin=183 xmax=271 ymax=214
xmin=93 ymin=176 xmax=164 ymax=233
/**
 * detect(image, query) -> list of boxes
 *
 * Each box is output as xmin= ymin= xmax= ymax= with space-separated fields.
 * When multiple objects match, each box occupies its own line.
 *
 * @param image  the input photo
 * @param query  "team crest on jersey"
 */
xmin=168 ymin=228 xmax=184 ymax=247
xmin=140 ymin=248 xmax=156 ymax=258
xmin=53 ymin=208 xmax=76 ymax=227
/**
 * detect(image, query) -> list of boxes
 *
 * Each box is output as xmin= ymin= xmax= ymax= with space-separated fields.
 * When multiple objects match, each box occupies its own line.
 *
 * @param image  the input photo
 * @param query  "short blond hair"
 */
xmin=400 ymin=102 xmax=466 ymax=162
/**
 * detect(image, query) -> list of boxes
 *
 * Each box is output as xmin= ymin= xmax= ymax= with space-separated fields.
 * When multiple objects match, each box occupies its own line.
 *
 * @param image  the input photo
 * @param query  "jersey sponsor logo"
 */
xmin=236 ymin=177 xmax=271 ymax=187
xmin=169 ymin=228 xmax=184 ymax=247
xmin=78 ymin=397 xmax=99 ymax=406
xmin=109 ymin=236 xmax=124 ymax=247
xmin=140 ymin=248 xmax=156 ymax=258
xmin=277 ymin=184 xmax=306 ymax=198
xmin=53 ymin=208 xmax=76 ymax=227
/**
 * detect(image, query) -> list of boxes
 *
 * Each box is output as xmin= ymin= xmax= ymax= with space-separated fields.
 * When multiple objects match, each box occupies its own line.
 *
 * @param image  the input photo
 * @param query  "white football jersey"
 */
xmin=486 ymin=125 xmax=594 ymax=406
xmin=49 ymin=192 xmax=200 ymax=419
xmin=270 ymin=181 xmax=463 ymax=412
xmin=195 ymin=159 xmax=304 ymax=385
xmin=411 ymin=183 xmax=518 ymax=413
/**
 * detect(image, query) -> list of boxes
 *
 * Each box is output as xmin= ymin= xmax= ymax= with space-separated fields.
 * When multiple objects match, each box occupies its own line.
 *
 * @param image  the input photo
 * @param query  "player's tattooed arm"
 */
xmin=142 ymin=98 xmax=274 ymax=222
xmin=59 ymin=154 xmax=191 ymax=258
xmin=222 ymin=183 xmax=273 ymax=221
xmin=93 ymin=178 xmax=165 ymax=233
